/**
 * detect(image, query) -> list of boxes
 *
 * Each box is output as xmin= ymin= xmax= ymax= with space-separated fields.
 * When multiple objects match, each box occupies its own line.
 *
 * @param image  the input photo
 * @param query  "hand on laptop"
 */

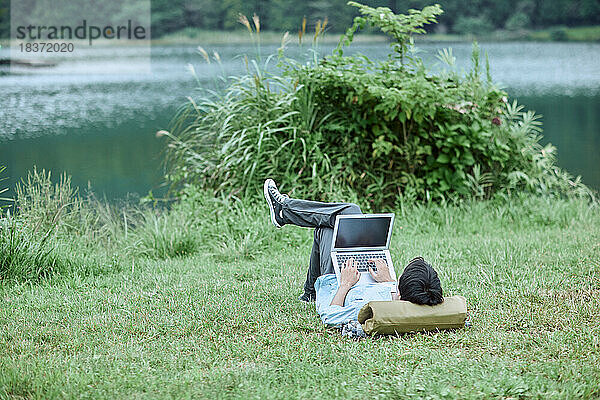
xmin=368 ymin=259 xmax=394 ymax=283
xmin=330 ymin=258 xmax=361 ymax=306
xmin=340 ymin=258 xmax=360 ymax=288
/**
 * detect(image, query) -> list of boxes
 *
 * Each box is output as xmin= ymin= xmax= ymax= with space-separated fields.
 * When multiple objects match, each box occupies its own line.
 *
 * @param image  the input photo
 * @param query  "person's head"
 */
xmin=397 ymin=257 xmax=444 ymax=305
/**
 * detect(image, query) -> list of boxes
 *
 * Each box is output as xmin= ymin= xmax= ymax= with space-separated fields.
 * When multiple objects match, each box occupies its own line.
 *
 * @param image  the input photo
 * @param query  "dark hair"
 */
xmin=397 ymin=257 xmax=444 ymax=306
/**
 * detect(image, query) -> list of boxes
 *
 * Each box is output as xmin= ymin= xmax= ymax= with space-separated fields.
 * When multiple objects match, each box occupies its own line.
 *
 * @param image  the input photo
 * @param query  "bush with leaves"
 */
xmin=452 ymin=15 xmax=493 ymax=35
xmin=165 ymin=2 xmax=592 ymax=208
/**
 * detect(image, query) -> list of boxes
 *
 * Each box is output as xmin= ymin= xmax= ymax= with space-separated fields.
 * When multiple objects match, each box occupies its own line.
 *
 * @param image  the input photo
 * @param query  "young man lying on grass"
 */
xmin=263 ymin=179 xmax=444 ymax=327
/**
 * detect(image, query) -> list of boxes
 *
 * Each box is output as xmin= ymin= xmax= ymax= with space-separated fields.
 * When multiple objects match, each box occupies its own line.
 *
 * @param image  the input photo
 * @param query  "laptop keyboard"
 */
xmin=336 ymin=252 xmax=387 ymax=272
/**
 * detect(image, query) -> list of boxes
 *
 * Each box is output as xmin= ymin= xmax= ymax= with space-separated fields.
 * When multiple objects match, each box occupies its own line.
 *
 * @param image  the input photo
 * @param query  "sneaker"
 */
xmin=298 ymin=292 xmax=316 ymax=303
xmin=263 ymin=179 xmax=287 ymax=228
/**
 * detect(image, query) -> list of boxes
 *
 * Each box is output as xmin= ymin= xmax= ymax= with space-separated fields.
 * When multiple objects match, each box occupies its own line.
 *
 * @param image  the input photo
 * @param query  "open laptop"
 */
xmin=331 ymin=213 xmax=397 ymax=291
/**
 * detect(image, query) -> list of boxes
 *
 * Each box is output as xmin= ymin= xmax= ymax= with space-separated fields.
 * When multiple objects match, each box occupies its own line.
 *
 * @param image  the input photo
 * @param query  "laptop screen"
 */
xmin=334 ymin=215 xmax=392 ymax=249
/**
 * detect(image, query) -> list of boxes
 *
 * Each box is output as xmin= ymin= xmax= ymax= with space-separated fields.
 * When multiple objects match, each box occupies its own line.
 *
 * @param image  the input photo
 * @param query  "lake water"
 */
xmin=1 ymin=42 xmax=599 ymax=201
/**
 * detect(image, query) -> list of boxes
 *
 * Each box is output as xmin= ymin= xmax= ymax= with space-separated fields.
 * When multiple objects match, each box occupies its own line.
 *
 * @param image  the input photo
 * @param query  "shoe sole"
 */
xmin=263 ymin=179 xmax=281 ymax=229
xmin=298 ymin=294 xmax=316 ymax=303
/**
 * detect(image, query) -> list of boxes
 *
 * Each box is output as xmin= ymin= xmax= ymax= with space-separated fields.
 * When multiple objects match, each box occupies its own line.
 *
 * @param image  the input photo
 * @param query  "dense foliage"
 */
xmin=165 ymin=2 xmax=592 ymax=208
xmin=1 ymin=0 xmax=600 ymax=39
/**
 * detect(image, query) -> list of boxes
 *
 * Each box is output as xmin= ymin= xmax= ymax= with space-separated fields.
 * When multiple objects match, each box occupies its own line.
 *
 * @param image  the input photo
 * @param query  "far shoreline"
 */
xmin=154 ymin=25 xmax=600 ymax=45
xmin=1 ymin=24 xmax=599 ymax=48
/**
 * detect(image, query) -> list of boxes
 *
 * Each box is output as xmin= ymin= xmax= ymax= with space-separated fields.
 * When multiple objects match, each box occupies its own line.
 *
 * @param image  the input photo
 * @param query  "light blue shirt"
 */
xmin=314 ymin=274 xmax=394 ymax=327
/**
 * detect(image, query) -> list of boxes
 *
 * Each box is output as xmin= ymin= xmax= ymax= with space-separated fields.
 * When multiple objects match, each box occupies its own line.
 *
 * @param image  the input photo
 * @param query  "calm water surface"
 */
xmin=1 ymin=42 xmax=599 ymax=200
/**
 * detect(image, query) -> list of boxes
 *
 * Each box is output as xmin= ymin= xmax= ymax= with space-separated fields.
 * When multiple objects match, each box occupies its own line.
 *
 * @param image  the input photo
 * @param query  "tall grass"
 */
xmin=0 ymin=166 xmax=10 ymax=209
xmin=163 ymin=15 xmax=346 ymax=202
xmin=1 ymin=168 xmax=310 ymax=282
xmin=0 ymin=167 xmax=71 ymax=281
xmin=173 ymin=186 xmax=309 ymax=260
xmin=164 ymin=58 xmax=359 ymax=202
xmin=2 ymin=166 xmax=596 ymax=283
xmin=0 ymin=169 xmax=103 ymax=282
xmin=0 ymin=215 xmax=71 ymax=281
xmin=129 ymin=207 xmax=199 ymax=259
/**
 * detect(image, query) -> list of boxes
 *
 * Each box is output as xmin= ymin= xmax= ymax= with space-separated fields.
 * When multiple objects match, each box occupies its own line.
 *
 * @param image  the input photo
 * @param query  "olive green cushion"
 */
xmin=357 ymin=295 xmax=467 ymax=335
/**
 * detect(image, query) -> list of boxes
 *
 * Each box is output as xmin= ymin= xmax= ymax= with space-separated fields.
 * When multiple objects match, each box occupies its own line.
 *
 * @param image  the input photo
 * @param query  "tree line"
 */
xmin=1 ymin=0 xmax=599 ymax=39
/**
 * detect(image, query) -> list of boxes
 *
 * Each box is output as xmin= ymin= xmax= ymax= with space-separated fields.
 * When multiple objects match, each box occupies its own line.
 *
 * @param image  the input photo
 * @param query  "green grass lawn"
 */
xmin=1 ymin=195 xmax=599 ymax=399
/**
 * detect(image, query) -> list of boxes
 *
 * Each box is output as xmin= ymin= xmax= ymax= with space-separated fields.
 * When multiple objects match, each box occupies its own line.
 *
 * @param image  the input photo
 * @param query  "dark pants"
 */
xmin=280 ymin=198 xmax=363 ymax=295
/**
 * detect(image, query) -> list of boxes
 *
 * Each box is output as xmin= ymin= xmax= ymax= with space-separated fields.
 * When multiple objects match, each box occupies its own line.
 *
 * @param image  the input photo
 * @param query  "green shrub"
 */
xmin=549 ymin=26 xmax=569 ymax=41
xmin=165 ymin=2 xmax=592 ymax=208
xmin=452 ymin=16 xmax=493 ymax=35
xmin=505 ymin=12 xmax=531 ymax=31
